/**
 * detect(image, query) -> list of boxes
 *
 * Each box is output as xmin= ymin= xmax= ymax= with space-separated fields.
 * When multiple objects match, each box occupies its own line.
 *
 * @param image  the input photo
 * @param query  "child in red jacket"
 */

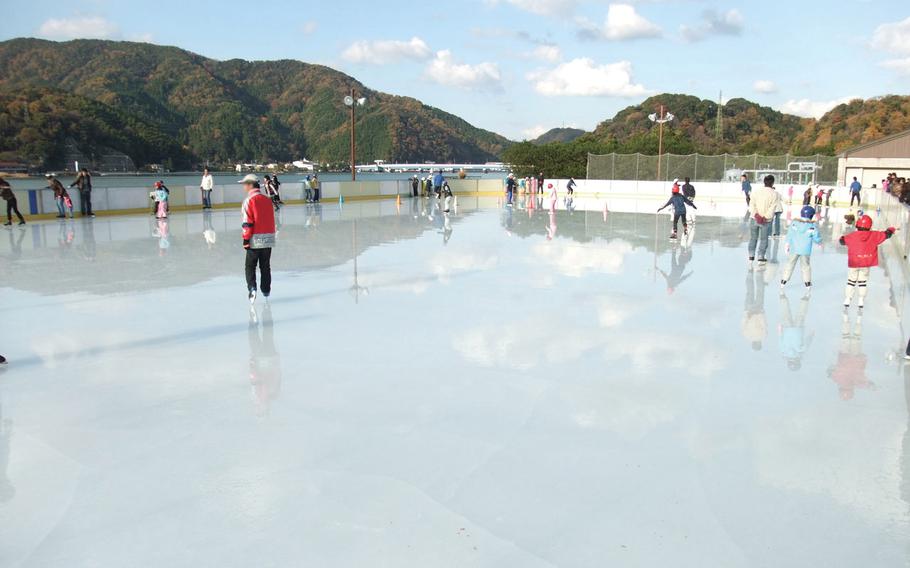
xmin=839 ymin=215 xmax=896 ymax=310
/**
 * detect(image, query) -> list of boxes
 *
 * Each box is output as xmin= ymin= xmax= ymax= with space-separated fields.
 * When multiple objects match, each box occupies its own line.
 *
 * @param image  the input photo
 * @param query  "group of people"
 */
xmin=884 ymin=173 xmax=910 ymax=204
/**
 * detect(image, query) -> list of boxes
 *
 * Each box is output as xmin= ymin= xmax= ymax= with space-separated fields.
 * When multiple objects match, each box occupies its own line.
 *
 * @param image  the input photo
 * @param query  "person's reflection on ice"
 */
xmin=249 ymin=304 xmax=281 ymax=417
xmin=827 ymin=313 xmax=875 ymax=400
xmin=203 ymin=210 xmax=217 ymax=250
xmin=778 ymin=292 xmax=813 ymax=372
xmin=742 ymin=267 xmax=768 ymax=351
xmin=545 ymin=210 xmax=557 ymax=241
xmin=658 ymin=245 xmax=693 ymax=295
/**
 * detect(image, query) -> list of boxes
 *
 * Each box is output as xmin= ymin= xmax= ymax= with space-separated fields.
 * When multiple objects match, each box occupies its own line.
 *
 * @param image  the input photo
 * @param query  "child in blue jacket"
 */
xmin=780 ymin=205 xmax=822 ymax=291
xmin=656 ymin=186 xmax=697 ymax=239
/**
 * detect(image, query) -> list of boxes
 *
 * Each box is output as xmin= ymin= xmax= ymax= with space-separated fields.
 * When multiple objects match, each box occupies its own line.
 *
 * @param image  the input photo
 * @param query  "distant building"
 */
xmin=292 ymin=159 xmax=316 ymax=171
xmin=838 ymin=129 xmax=910 ymax=187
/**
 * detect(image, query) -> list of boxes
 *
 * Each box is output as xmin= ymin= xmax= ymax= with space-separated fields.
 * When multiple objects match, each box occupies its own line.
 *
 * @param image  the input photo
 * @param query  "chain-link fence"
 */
xmin=587 ymin=153 xmax=838 ymax=184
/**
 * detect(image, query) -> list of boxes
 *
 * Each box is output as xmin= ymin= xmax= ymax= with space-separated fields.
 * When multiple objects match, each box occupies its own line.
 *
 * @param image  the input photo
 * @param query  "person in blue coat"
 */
xmin=780 ymin=205 xmax=822 ymax=291
xmin=656 ymin=186 xmax=696 ymax=239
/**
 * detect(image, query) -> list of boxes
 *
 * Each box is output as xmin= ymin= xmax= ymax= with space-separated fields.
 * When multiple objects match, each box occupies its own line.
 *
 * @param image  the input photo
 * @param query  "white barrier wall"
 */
xmin=19 ymin=178 xmax=861 ymax=217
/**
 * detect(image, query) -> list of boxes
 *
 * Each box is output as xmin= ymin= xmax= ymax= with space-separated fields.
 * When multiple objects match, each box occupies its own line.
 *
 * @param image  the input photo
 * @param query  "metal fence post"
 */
xmin=635 ymin=153 xmax=640 ymax=192
xmin=665 ymin=154 xmax=670 ymax=182
xmin=694 ymin=153 xmax=698 ymax=182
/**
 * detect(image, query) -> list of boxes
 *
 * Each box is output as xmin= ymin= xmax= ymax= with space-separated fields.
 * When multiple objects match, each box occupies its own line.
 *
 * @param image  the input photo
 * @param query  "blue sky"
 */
xmin=1 ymin=0 xmax=908 ymax=139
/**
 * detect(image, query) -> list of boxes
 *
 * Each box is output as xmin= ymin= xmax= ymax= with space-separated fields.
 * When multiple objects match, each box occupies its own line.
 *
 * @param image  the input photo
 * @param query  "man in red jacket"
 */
xmin=240 ymin=174 xmax=276 ymax=304
xmin=839 ymin=215 xmax=896 ymax=310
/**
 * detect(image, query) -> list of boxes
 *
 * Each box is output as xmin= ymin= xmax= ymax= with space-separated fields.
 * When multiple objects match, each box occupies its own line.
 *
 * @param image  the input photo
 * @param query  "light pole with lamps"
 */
xmin=343 ymin=88 xmax=367 ymax=181
xmin=648 ymin=105 xmax=675 ymax=181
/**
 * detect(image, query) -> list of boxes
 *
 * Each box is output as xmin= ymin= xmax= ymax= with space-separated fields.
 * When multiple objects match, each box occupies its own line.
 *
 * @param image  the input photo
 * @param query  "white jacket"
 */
xmin=201 ymin=174 xmax=214 ymax=191
xmin=749 ymin=186 xmax=779 ymax=220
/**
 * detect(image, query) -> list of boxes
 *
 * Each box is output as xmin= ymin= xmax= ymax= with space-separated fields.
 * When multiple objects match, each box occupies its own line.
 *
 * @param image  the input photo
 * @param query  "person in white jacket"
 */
xmin=200 ymin=168 xmax=214 ymax=209
xmin=747 ymin=175 xmax=780 ymax=265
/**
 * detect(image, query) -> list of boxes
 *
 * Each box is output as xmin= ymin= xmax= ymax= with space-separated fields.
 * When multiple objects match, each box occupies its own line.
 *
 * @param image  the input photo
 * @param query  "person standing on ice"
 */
xmin=45 ymin=174 xmax=71 ymax=219
xmin=240 ymin=174 xmax=277 ymax=304
xmin=681 ymin=177 xmax=696 ymax=224
xmin=0 ymin=177 xmax=25 ymax=226
xmin=547 ymin=183 xmax=558 ymax=211
xmin=566 ymin=177 xmax=577 ymax=196
xmin=505 ymin=174 xmax=517 ymax=206
xmin=656 ymin=185 xmax=696 ymax=239
xmin=741 ymin=174 xmax=752 ymax=205
xmin=536 ymin=172 xmax=545 ymax=195
xmin=433 ymin=170 xmax=445 ymax=199
xmin=747 ymin=175 xmax=779 ymax=265
xmin=780 ymin=206 xmax=822 ymax=292
xmin=839 ymin=214 xmax=896 ymax=311
xmin=850 ymin=177 xmax=862 ymax=207
xmin=200 ymin=167 xmax=214 ymax=209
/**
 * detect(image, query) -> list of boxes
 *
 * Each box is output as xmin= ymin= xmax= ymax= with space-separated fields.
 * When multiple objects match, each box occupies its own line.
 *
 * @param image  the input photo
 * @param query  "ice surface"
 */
xmin=0 ymin=196 xmax=908 ymax=567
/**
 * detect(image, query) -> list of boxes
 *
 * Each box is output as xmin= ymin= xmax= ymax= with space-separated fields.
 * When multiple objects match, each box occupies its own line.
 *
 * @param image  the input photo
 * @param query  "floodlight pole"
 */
xmin=350 ymin=87 xmax=356 ymax=182
xmin=657 ymin=105 xmax=665 ymax=180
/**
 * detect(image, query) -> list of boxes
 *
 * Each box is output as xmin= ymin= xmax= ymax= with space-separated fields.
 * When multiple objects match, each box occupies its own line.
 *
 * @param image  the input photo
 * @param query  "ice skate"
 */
xmin=249 ymin=288 xmax=257 ymax=305
xmin=669 ymin=231 xmax=678 ymax=240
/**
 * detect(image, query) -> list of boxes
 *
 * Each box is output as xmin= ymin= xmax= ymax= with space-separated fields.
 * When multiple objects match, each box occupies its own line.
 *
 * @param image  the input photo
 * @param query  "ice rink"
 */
xmin=1 ymin=196 xmax=909 ymax=567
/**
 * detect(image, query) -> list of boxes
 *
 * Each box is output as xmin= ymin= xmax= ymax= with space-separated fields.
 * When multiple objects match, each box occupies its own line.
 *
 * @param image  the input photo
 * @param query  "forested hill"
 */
xmin=0 ymin=38 xmax=511 ymax=170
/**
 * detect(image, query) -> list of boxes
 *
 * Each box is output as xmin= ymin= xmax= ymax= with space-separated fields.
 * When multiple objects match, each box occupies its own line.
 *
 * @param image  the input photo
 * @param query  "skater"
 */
xmin=0 ymin=354 xmax=5 ymax=365
xmin=850 ymin=177 xmax=862 ymax=207
xmin=681 ymin=177 xmax=696 ymax=224
xmin=271 ymin=174 xmax=284 ymax=208
xmin=771 ymin=184 xmax=784 ymax=237
xmin=433 ymin=170 xmax=445 ymax=199
xmin=240 ymin=174 xmax=277 ymax=304
xmin=442 ymin=181 xmax=454 ymax=213
xmin=151 ymin=181 xmax=169 ymax=215
xmin=505 ymin=174 xmax=517 ymax=206
xmin=69 ymin=167 xmax=94 ymax=217
xmin=780 ymin=206 xmax=822 ymax=291
xmin=311 ymin=174 xmax=320 ymax=202
xmin=839 ymin=214 xmax=896 ymax=310
xmin=747 ymin=175 xmax=779 ymax=264
xmin=536 ymin=172 xmax=545 ymax=195
xmin=741 ymin=174 xmax=752 ymax=205
xmin=45 ymin=174 xmax=72 ymax=218
xmin=566 ymin=177 xmax=577 ymax=196
xmin=802 ymin=186 xmax=813 ymax=206
xmin=787 ymin=186 xmax=794 ymax=205
xmin=825 ymin=187 xmax=834 ymax=207
xmin=814 ymin=186 xmax=825 ymax=207
xmin=410 ymin=175 xmax=419 ymax=198
xmin=200 ymin=167 xmax=214 ymax=209
xmin=155 ymin=183 xmax=169 ymax=218
xmin=656 ymin=185 xmax=697 ymax=239
xmin=0 ymin=177 xmax=25 ymax=226
xmin=779 ymin=292 xmax=812 ymax=371
xmin=547 ymin=182 xmax=558 ymax=211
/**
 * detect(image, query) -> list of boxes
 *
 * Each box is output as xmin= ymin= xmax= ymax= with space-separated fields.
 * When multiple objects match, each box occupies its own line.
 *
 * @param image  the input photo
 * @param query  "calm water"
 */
xmin=7 ymin=171 xmax=506 ymax=190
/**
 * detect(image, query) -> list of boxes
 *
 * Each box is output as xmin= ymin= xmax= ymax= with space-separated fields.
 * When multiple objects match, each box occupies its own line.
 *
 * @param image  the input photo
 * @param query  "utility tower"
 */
xmin=715 ymin=91 xmax=724 ymax=143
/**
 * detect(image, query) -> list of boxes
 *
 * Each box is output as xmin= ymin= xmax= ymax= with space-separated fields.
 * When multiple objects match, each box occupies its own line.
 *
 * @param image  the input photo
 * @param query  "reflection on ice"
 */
xmin=1 ymin=198 xmax=909 ymax=566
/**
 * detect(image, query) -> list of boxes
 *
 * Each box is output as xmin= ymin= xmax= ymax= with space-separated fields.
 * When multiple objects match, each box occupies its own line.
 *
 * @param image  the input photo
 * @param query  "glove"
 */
xmin=243 ymin=239 xmax=251 ymax=249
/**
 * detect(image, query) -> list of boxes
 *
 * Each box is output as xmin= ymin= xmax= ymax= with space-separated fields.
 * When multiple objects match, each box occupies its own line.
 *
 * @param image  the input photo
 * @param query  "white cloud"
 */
xmin=425 ymin=50 xmax=502 ymax=90
xmin=532 ymin=44 xmax=562 ymax=63
xmin=871 ymin=16 xmax=910 ymax=55
xmin=38 ymin=16 xmax=119 ymax=40
xmin=779 ymin=97 xmax=856 ymax=119
xmin=527 ymin=58 xmax=649 ymax=97
xmin=577 ymin=4 xmax=661 ymax=41
xmin=501 ymin=0 xmax=578 ymax=16
xmin=880 ymin=57 xmax=910 ymax=76
xmin=679 ymin=9 xmax=743 ymax=42
xmin=523 ymin=125 xmax=550 ymax=139
xmin=871 ymin=17 xmax=910 ymax=77
xmin=341 ymin=37 xmax=431 ymax=65
xmin=753 ymin=80 xmax=777 ymax=94
xmin=301 ymin=21 xmax=318 ymax=36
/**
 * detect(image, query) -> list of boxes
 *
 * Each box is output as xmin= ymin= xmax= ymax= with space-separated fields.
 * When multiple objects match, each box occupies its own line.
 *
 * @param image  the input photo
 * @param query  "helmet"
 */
xmin=856 ymin=215 xmax=873 ymax=230
xmin=154 ymin=181 xmax=163 ymax=188
xmin=800 ymin=206 xmax=816 ymax=219
xmin=547 ymin=183 xmax=553 ymax=189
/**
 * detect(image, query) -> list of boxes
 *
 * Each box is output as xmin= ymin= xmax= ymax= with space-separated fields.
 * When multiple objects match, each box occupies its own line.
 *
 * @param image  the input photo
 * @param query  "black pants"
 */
xmin=672 ymin=213 xmax=687 ymax=233
xmin=6 ymin=198 xmax=24 ymax=223
xmin=245 ymin=248 xmax=272 ymax=294
xmin=80 ymin=191 xmax=92 ymax=216
xmin=851 ymin=192 xmax=861 ymax=206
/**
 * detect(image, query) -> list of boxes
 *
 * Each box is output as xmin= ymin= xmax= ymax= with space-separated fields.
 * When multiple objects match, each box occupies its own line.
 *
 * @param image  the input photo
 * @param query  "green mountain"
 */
xmin=0 ymin=38 xmax=511 ymax=170
xmin=531 ymin=127 xmax=586 ymax=145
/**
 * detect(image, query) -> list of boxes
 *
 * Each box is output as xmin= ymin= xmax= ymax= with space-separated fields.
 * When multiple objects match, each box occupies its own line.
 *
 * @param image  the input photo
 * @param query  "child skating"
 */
xmin=838 ymin=214 xmax=896 ymax=310
xmin=780 ymin=206 xmax=822 ymax=292
xmin=657 ymin=185 xmax=696 ymax=239
xmin=155 ymin=184 xmax=169 ymax=218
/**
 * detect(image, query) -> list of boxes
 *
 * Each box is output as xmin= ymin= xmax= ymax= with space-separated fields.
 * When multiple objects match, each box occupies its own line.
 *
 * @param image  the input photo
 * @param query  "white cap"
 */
xmin=238 ymin=174 xmax=259 ymax=184
xmin=673 ymin=178 xmax=679 ymax=184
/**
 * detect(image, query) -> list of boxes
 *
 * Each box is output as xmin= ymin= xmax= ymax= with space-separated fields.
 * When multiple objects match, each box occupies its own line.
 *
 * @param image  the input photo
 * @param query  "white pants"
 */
xmin=782 ymin=254 xmax=812 ymax=284
xmin=844 ymin=267 xmax=870 ymax=307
